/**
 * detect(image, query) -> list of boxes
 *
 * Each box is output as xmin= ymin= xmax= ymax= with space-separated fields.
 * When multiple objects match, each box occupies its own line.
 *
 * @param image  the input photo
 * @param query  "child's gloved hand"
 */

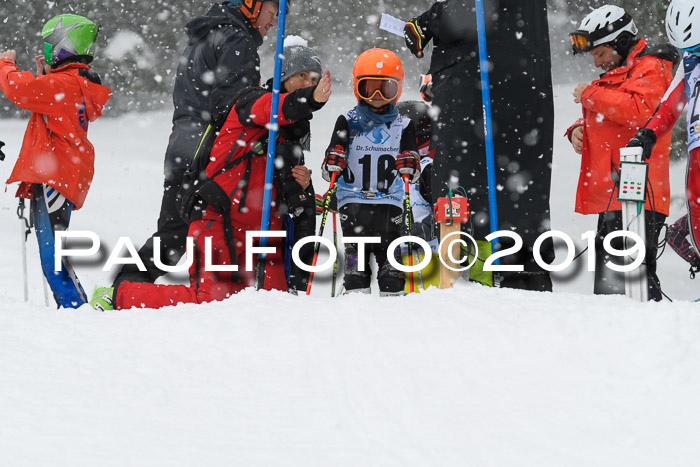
xmin=0 ymin=50 xmax=17 ymax=62
xmin=322 ymin=145 xmax=347 ymax=182
xmin=396 ymin=151 xmax=421 ymax=184
xmin=315 ymin=191 xmax=338 ymax=215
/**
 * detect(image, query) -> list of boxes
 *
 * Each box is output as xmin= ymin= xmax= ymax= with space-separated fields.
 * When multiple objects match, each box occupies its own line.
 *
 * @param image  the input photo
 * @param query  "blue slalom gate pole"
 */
xmin=256 ymin=0 xmax=288 ymax=290
xmin=475 ymin=0 xmax=500 ymax=264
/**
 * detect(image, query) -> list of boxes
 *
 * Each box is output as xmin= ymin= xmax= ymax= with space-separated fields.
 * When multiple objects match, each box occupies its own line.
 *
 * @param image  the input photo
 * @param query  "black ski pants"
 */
xmin=113 ymin=169 xmax=188 ymax=287
xmin=339 ymin=203 xmax=405 ymax=294
xmin=593 ymin=210 xmax=666 ymax=301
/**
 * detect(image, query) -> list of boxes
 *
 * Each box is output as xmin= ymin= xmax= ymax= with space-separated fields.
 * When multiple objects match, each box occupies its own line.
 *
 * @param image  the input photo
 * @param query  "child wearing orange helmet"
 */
xmin=321 ymin=48 xmax=420 ymax=296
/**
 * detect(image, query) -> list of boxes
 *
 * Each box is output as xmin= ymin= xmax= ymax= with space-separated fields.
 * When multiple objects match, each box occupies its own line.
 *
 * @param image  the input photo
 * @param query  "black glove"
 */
xmin=404 ymin=17 xmax=431 ymax=58
xmin=0 ymin=141 xmax=5 ymax=161
xmin=626 ymin=128 xmax=657 ymax=161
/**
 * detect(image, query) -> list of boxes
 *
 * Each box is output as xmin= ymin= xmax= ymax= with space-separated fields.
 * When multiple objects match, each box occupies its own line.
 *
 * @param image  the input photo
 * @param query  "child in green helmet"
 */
xmin=0 ymin=14 xmax=112 ymax=308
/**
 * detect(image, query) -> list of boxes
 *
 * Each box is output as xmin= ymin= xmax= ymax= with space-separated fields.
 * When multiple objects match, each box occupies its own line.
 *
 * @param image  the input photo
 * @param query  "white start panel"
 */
xmin=617 ymin=162 xmax=648 ymax=203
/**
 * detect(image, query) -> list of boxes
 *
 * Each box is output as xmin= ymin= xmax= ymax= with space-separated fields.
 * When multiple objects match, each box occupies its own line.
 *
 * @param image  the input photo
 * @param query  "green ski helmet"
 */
xmin=41 ymin=14 xmax=99 ymax=67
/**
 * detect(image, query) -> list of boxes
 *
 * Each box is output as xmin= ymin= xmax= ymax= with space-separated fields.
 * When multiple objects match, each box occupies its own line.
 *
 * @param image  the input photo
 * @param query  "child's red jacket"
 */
xmin=0 ymin=60 xmax=112 ymax=209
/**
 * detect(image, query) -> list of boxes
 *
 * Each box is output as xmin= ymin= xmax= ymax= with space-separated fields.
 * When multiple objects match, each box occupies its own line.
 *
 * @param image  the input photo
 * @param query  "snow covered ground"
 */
xmin=1 ymin=85 xmax=699 ymax=466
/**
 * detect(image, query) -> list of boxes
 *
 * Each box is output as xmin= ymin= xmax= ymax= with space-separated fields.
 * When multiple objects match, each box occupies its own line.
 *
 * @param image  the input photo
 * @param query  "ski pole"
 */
xmin=475 ymin=0 xmax=500 ymax=265
xmin=414 ymin=250 xmax=425 ymax=291
xmin=42 ymin=277 xmax=50 ymax=307
xmin=18 ymin=199 xmax=29 ymax=302
xmin=306 ymin=172 xmax=338 ymax=295
xmin=331 ymin=210 xmax=338 ymax=297
xmin=402 ymin=174 xmax=414 ymax=293
xmin=256 ymin=0 xmax=289 ymax=290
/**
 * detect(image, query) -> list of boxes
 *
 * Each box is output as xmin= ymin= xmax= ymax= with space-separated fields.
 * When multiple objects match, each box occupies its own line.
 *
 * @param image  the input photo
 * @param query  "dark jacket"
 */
xmin=204 ymin=84 xmax=323 ymax=291
xmin=413 ymin=0 xmax=484 ymax=76
xmin=165 ymin=4 xmax=263 ymax=175
xmin=417 ymin=0 xmax=557 ymax=275
xmin=203 ymin=83 xmax=322 ymax=219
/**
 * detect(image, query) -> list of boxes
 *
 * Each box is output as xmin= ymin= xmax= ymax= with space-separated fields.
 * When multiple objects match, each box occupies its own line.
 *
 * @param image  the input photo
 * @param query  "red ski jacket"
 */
xmin=203 ymin=85 xmax=323 ymax=232
xmin=0 ymin=60 xmax=112 ymax=209
xmin=565 ymin=39 xmax=677 ymax=215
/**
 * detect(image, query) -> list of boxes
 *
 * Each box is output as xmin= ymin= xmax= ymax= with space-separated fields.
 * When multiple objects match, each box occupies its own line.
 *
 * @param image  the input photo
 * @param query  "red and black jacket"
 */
xmin=178 ymin=83 xmax=324 ymax=280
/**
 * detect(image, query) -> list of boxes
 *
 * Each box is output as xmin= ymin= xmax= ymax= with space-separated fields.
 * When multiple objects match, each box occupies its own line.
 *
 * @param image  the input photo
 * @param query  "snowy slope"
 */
xmin=1 ymin=286 xmax=700 ymax=467
xmin=1 ymin=85 xmax=699 ymax=466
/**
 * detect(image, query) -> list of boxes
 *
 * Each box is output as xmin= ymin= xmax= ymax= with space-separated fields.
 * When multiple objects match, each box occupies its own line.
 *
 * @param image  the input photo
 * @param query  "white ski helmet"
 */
xmin=570 ymin=5 xmax=638 ymax=54
xmin=666 ymin=0 xmax=700 ymax=52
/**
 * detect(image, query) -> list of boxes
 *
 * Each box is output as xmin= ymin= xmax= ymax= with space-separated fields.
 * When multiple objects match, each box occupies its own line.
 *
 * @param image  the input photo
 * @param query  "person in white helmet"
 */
xmin=625 ymin=0 xmax=700 ymax=286
xmin=565 ymin=5 xmax=679 ymax=301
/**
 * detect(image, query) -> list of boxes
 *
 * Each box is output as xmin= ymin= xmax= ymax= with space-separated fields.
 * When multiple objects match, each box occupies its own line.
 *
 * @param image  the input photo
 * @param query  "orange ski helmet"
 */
xmin=352 ymin=48 xmax=404 ymax=104
xmin=225 ymin=0 xmax=289 ymax=29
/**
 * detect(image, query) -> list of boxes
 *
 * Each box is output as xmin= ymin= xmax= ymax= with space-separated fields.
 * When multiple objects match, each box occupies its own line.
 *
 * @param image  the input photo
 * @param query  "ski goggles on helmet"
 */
xmin=569 ymin=31 xmax=594 ymax=54
xmin=356 ymin=76 xmax=400 ymax=101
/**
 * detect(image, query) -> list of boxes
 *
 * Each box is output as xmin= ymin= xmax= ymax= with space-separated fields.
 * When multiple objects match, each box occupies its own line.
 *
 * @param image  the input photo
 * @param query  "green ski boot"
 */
xmin=90 ymin=287 xmax=115 ymax=311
